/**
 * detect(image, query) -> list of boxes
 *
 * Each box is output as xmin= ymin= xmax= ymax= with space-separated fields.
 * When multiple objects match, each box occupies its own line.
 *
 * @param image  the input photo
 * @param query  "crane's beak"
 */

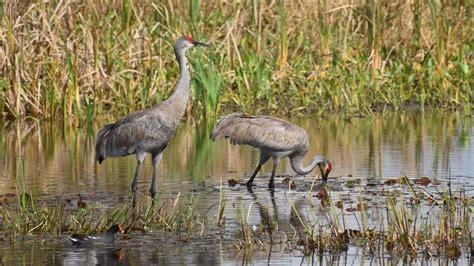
xmin=193 ymin=40 xmax=210 ymax=48
xmin=318 ymin=160 xmax=332 ymax=184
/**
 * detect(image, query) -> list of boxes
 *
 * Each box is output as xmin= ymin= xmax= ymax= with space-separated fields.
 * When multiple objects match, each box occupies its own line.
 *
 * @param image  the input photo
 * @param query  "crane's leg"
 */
xmin=150 ymin=151 xmax=163 ymax=199
xmin=131 ymin=152 xmax=146 ymax=192
xmin=131 ymin=152 xmax=146 ymax=206
xmin=247 ymin=153 xmax=270 ymax=188
xmin=268 ymin=157 xmax=280 ymax=189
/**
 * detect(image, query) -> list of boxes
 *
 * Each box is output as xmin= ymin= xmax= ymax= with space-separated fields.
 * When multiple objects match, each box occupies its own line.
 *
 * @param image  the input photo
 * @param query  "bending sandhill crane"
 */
xmin=211 ymin=113 xmax=332 ymax=189
xmin=95 ymin=35 xmax=208 ymax=200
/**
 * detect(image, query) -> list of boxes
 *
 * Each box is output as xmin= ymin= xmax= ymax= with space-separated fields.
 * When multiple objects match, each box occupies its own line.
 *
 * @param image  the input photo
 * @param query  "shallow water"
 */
xmin=0 ymin=111 xmax=473 ymax=264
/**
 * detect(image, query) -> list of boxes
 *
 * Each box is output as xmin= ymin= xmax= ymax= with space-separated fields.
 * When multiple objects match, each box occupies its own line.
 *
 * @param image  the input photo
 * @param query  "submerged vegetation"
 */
xmin=0 ymin=191 xmax=203 ymax=239
xmin=0 ymin=0 xmax=472 ymax=122
xmin=214 ymin=177 xmax=473 ymax=260
xmin=0 ymin=174 xmax=472 ymax=261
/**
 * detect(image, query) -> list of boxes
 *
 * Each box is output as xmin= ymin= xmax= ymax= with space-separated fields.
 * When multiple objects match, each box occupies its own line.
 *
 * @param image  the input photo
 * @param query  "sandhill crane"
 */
xmin=210 ymin=113 xmax=332 ymax=189
xmin=95 ymin=35 xmax=208 ymax=200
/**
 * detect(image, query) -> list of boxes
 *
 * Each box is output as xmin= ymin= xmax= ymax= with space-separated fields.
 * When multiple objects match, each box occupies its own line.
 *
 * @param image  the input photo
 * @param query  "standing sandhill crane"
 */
xmin=210 ymin=113 xmax=332 ymax=189
xmin=95 ymin=35 xmax=208 ymax=200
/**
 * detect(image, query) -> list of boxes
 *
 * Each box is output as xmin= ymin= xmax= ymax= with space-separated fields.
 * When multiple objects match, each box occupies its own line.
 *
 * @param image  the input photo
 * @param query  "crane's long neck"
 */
xmin=290 ymin=153 xmax=320 ymax=175
xmin=165 ymin=48 xmax=190 ymax=115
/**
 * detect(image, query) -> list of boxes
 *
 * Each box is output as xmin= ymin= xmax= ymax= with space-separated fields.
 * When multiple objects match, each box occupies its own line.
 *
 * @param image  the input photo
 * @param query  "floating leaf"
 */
xmin=336 ymin=200 xmax=343 ymax=209
xmin=366 ymin=181 xmax=378 ymax=187
xmin=289 ymin=182 xmax=297 ymax=190
xmin=415 ymin=176 xmax=431 ymax=186
xmin=345 ymin=203 xmax=365 ymax=212
xmin=384 ymin=179 xmax=399 ymax=185
xmin=228 ymin=178 xmax=238 ymax=187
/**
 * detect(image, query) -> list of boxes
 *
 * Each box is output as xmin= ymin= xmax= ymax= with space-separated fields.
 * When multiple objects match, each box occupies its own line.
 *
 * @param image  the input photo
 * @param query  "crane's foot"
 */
xmin=149 ymin=188 xmax=157 ymax=199
xmin=246 ymin=181 xmax=255 ymax=190
xmin=268 ymin=182 xmax=275 ymax=190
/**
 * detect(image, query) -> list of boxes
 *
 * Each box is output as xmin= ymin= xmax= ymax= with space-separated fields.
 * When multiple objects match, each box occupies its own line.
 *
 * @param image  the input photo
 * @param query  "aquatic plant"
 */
xmin=0 ymin=191 xmax=205 ymax=240
xmin=0 ymin=1 xmax=471 ymax=122
xmin=287 ymin=176 xmax=473 ymax=259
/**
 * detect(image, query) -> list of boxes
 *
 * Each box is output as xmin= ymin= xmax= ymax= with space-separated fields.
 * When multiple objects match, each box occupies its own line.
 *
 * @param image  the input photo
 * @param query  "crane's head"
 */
xmin=317 ymin=158 xmax=332 ymax=184
xmin=174 ymin=35 xmax=209 ymax=52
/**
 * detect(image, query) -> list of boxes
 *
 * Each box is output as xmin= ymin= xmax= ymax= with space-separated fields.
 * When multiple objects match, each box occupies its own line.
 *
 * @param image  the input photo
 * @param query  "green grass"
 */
xmin=287 ymin=183 xmax=472 ymax=258
xmin=0 ymin=1 xmax=472 ymax=123
xmin=0 ymin=191 xmax=204 ymax=239
xmin=0 ymin=173 xmax=472 ymax=259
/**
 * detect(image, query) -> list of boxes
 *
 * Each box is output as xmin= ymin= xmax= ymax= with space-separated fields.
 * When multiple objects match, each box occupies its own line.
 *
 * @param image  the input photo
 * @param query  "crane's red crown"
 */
xmin=185 ymin=35 xmax=193 ymax=42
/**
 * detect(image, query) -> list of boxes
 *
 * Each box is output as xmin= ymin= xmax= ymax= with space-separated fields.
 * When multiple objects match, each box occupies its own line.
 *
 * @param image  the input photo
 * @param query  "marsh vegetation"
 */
xmin=0 ymin=0 xmax=471 ymax=123
xmin=0 ymin=0 xmax=472 ymax=264
xmin=0 ymin=112 xmax=472 ymax=263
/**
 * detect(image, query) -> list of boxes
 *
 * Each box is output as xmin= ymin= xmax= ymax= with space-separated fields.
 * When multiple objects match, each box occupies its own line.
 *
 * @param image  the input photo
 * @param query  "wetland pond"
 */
xmin=0 ymin=111 xmax=473 ymax=265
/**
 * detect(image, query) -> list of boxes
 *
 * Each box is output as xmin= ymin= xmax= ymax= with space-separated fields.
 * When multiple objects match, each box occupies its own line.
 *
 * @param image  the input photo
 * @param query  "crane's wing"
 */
xmin=95 ymin=110 xmax=170 ymax=163
xmin=210 ymin=113 xmax=308 ymax=152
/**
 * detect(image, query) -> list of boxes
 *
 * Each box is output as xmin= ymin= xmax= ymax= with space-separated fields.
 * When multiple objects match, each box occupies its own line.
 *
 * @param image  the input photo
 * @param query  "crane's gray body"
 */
xmin=211 ymin=113 xmax=309 ymax=158
xmin=211 ymin=113 xmax=330 ymax=189
xmin=95 ymin=36 xmax=201 ymax=199
xmin=95 ymin=89 xmax=188 ymax=163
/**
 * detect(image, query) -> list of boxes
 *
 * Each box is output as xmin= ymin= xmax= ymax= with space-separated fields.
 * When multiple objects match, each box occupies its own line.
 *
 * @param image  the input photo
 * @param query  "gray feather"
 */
xmin=95 ymin=103 xmax=184 ymax=163
xmin=211 ymin=113 xmax=331 ymax=184
xmin=210 ymin=113 xmax=308 ymax=153
xmin=94 ymin=37 xmax=196 ymax=165
xmin=94 ymin=35 xmax=207 ymax=199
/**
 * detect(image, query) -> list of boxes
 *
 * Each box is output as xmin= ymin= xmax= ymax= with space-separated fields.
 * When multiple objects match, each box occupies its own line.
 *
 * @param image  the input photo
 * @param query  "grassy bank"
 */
xmin=0 ymin=0 xmax=472 ymax=123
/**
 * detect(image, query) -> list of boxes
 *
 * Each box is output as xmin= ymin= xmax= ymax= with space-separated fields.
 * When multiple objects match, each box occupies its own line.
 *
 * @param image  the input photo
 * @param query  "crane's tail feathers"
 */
xmin=210 ymin=113 xmax=240 ymax=141
xmin=210 ymin=113 xmax=254 ymax=144
xmin=95 ymin=123 xmax=114 ymax=164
